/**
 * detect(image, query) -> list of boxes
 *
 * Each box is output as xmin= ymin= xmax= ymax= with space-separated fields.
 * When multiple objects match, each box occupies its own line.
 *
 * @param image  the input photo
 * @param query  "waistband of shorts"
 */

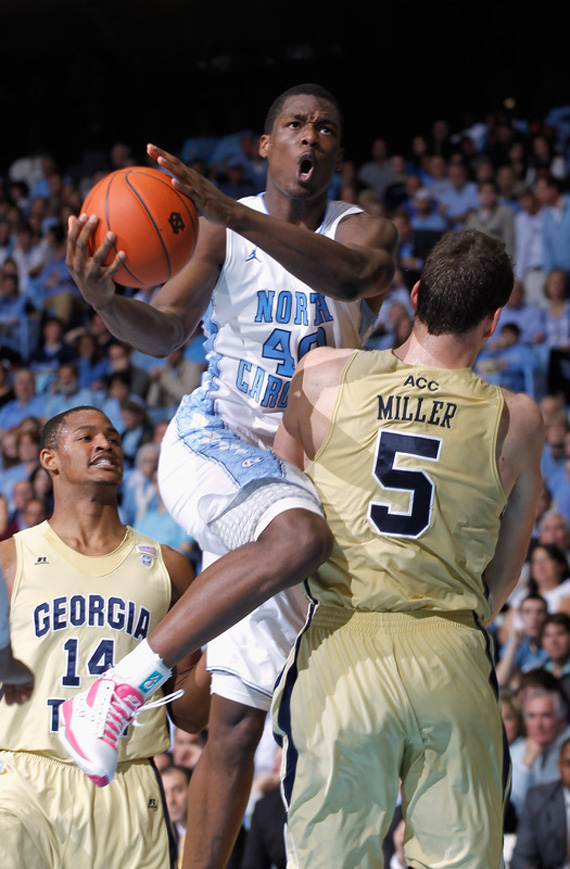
xmin=0 ymin=749 xmax=152 ymax=771
xmin=310 ymin=605 xmax=479 ymax=633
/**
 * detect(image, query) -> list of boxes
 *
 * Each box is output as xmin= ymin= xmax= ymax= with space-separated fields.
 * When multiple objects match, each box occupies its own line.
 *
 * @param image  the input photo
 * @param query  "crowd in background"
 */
xmin=3 ymin=100 xmax=570 ymax=866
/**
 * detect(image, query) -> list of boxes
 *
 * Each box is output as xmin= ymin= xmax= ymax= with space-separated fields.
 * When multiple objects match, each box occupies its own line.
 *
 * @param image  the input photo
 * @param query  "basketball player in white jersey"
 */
xmin=0 ymin=407 xmax=210 ymax=869
xmin=63 ymin=83 xmax=397 ymax=866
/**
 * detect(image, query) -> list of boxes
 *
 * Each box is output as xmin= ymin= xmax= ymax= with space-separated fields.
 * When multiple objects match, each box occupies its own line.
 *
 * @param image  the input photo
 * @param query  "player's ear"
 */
xmin=336 ymin=147 xmax=345 ymax=171
xmin=410 ymin=281 xmax=419 ymax=311
xmin=40 ymin=448 xmax=58 ymax=475
xmin=486 ymin=307 xmax=503 ymax=340
xmin=259 ymin=134 xmax=270 ymax=159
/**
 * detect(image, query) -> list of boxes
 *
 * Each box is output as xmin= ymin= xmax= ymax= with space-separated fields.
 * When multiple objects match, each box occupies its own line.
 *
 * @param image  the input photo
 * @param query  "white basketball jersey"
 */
xmin=176 ymin=195 xmax=374 ymax=448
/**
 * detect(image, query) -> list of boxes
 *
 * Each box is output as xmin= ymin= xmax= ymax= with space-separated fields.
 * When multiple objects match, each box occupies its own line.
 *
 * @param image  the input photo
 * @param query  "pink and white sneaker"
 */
xmin=58 ymin=675 xmax=145 ymax=786
xmin=58 ymin=674 xmax=182 ymax=787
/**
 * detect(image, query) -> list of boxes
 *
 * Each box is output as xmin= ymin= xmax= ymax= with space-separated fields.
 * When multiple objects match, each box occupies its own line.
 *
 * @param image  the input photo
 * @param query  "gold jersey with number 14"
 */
xmin=0 ymin=521 xmax=172 ymax=762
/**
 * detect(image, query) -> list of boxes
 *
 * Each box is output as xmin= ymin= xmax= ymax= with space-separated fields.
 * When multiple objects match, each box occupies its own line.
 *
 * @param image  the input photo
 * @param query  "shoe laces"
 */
xmin=132 ymin=689 xmax=185 ymax=729
xmin=100 ymin=684 xmax=184 ymax=748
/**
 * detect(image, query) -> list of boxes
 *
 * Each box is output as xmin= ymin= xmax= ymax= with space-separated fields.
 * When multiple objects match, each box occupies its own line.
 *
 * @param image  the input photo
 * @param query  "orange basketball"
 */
xmin=81 ymin=166 xmax=199 ymax=289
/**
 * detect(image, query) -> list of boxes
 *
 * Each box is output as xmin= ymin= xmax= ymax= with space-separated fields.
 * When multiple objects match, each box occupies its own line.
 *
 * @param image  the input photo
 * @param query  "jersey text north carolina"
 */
xmin=175 ymin=195 xmax=373 ymax=449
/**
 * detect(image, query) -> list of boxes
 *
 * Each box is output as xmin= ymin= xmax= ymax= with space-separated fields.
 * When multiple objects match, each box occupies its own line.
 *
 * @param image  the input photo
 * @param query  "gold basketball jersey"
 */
xmin=305 ymin=350 xmax=507 ymax=620
xmin=0 ymin=521 xmax=172 ymax=762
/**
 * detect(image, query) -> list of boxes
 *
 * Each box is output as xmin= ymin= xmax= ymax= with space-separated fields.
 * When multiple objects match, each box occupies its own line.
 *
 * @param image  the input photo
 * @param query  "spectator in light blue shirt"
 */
xmin=475 ymin=323 xmax=541 ymax=396
xmin=436 ymin=161 xmax=479 ymax=231
xmin=0 ymin=368 xmax=46 ymax=434
xmin=496 ymin=281 xmax=545 ymax=346
xmin=509 ymin=687 xmax=570 ymax=815
xmin=537 ymin=174 xmax=570 ymax=278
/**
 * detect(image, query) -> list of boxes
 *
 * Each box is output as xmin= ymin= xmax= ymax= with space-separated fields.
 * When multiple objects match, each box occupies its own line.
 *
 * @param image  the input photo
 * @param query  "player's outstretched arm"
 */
xmin=0 ymin=646 xmax=34 ymax=706
xmin=483 ymin=391 xmax=545 ymax=623
xmin=0 ymin=562 xmax=33 ymax=705
xmin=66 ymin=209 xmax=224 ymax=358
xmin=149 ymin=143 xmax=397 ymax=304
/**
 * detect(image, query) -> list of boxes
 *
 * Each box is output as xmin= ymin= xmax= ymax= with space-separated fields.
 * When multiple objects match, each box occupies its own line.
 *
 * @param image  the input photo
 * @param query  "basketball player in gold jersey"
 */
xmin=271 ymin=229 xmax=545 ymax=868
xmin=0 ymin=406 xmax=210 ymax=869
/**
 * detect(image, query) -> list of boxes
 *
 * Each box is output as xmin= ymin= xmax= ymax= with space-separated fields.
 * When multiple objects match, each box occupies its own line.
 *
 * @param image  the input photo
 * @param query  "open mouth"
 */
xmin=298 ymin=153 xmax=315 ymax=182
xmin=90 ymin=456 xmax=117 ymax=468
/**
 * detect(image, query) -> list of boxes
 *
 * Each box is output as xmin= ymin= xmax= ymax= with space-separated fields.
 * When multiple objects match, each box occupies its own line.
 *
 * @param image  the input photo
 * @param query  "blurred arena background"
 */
xmin=2 ymin=1 xmax=569 ymax=173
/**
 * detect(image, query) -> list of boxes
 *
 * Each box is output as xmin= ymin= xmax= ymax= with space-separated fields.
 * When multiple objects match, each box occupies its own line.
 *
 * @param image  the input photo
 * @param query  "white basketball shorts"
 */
xmin=157 ymin=392 xmax=321 ymax=708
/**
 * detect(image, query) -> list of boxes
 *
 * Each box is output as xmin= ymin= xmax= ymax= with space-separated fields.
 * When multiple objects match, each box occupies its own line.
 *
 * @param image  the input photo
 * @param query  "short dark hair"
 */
xmin=501 ymin=322 xmax=521 ymax=338
xmin=517 ymin=667 xmax=561 ymax=696
xmin=542 ymin=612 xmax=570 ymax=634
xmin=542 ymin=173 xmax=564 ymax=193
xmin=264 ymin=82 xmax=343 ymax=138
xmin=160 ymin=763 xmax=191 ymax=783
xmin=531 ymin=542 xmax=570 ymax=583
xmin=520 ymin=592 xmax=548 ymax=611
xmin=40 ymin=406 xmax=106 ymax=450
xmin=415 ymin=229 xmax=513 ymax=335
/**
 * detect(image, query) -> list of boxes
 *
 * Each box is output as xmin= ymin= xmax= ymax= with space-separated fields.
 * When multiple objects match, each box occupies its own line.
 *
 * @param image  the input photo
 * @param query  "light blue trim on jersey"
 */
xmin=177 ymin=194 xmax=367 ymax=487
xmin=200 ymin=297 xmax=220 ymax=400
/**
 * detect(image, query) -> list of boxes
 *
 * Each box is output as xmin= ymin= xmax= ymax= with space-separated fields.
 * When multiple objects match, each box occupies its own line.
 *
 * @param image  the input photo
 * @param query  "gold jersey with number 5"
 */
xmin=304 ymin=348 xmax=507 ymax=621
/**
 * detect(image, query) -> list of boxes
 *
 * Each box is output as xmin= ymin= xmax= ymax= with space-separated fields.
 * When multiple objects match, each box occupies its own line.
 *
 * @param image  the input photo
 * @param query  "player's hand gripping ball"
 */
xmin=81 ymin=166 xmax=199 ymax=288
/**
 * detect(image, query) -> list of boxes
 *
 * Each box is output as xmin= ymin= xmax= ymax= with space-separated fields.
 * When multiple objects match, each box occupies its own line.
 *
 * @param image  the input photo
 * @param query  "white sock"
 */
xmin=111 ymin=639 xmax=172 ymax=698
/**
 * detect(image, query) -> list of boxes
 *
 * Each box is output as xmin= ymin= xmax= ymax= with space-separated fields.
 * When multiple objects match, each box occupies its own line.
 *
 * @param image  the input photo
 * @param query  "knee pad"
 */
xmin=208 ymin=477 xmax=323 ymax=551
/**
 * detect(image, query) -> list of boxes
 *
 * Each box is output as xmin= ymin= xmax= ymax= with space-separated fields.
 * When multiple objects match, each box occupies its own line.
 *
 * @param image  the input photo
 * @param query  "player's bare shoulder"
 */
xmin=159 ymin=543 xmax=195 ymax=606
xmin=498 ymin=387 xmax=545 ymax=484
xmin=501 ymin=387 xmax=544 ymax=444
xmin=295 ymin=346 xmax=354 ymax=397
xmin=289 ymin=346 xmax=355 ymax=432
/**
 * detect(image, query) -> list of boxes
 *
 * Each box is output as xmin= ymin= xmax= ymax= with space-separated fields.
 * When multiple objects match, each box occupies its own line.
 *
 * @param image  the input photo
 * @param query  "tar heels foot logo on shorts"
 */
xmin=241 ymin=457 xmax=263 ymax=468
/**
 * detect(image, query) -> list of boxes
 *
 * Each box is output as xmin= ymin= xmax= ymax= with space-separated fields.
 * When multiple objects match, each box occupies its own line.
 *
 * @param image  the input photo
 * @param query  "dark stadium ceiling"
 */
xmin=2 ymin=1 xmax=570 ymax=172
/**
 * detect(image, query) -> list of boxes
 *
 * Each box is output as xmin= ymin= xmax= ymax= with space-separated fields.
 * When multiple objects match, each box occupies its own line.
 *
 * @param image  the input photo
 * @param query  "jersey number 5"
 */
xmin=369 ymin=430 xmax=442 ymax=538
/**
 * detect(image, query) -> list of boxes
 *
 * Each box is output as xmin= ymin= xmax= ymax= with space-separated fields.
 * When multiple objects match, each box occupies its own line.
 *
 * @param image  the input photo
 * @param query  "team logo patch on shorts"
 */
xmin=241 ymin=457 xmax=263 ymax=468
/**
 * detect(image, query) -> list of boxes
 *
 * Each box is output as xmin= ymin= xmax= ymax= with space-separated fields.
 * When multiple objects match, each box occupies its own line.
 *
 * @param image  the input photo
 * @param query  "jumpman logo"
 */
xmin=245 ymin=248 xmax=261 ymax=263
